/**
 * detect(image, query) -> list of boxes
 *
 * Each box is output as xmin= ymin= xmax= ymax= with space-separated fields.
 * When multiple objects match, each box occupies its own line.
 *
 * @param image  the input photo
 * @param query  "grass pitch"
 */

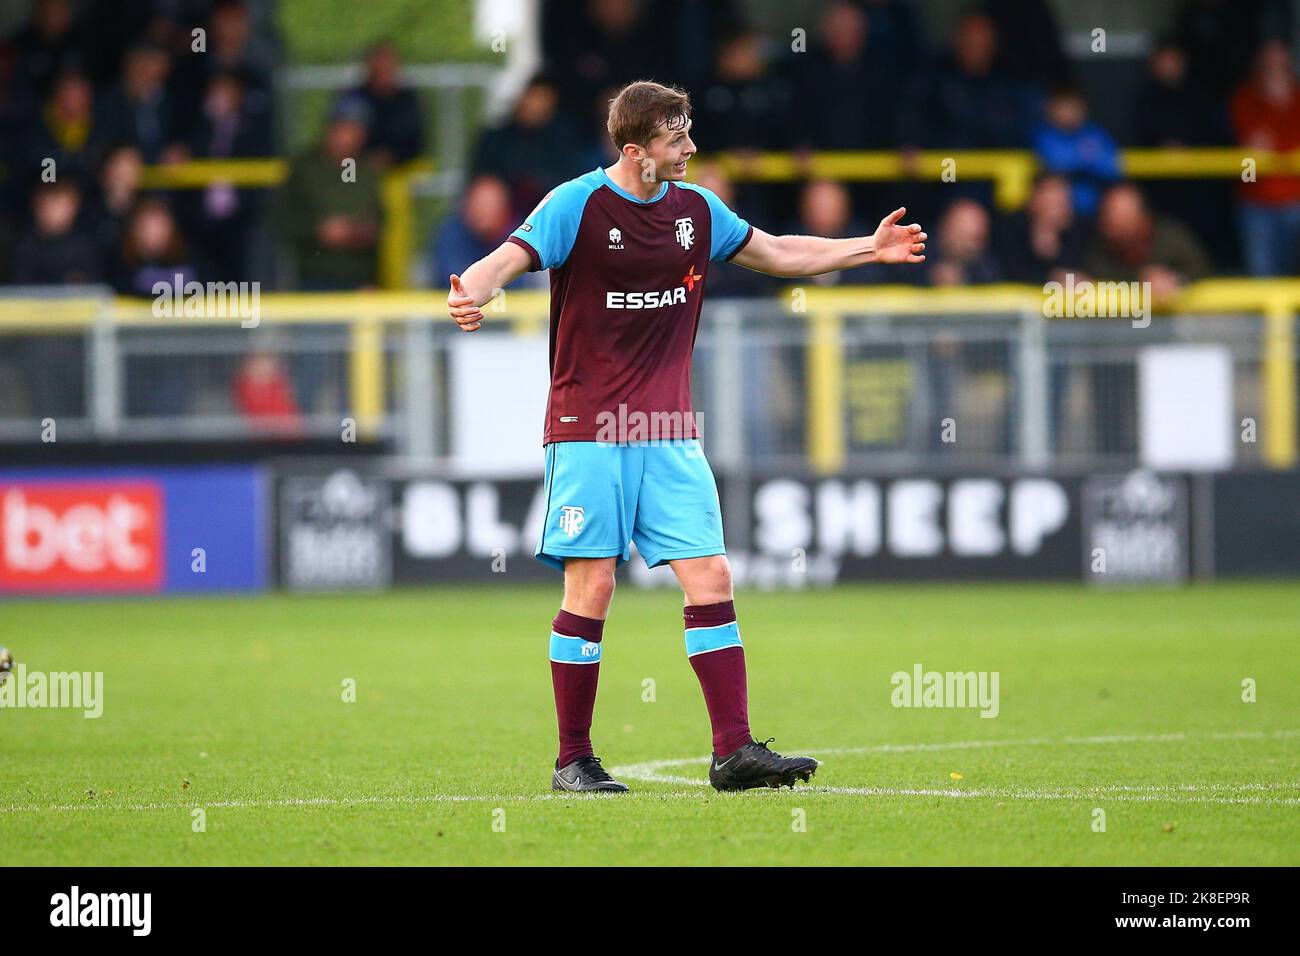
xmin=1 ymin=582 xmax=1296 ymax=866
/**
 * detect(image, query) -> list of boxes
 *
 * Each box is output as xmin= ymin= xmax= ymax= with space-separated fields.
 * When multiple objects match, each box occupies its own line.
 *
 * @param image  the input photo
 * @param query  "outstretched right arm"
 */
xmin=447 ymin=240 xmax=532 ymax=332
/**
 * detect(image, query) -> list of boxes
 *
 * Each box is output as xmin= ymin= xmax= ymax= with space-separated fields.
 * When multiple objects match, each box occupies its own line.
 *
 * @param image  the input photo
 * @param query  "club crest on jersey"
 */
xmin=558 ymin=505 xmax=585 ymax=538
xmin=608 ymin=227 xmax=623 ymax=250
xmin=675 ymin=217 xmax=694 ymax=250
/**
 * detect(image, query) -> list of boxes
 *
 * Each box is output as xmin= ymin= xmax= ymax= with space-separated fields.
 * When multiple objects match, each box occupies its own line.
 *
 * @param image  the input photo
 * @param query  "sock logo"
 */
xmin=580 ymin=642 xmax=599 ymax=658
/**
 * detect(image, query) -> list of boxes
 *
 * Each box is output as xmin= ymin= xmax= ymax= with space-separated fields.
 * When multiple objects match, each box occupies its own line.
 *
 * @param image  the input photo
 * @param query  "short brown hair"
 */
xmin=606 ymin=80 xmax=691 ymax=150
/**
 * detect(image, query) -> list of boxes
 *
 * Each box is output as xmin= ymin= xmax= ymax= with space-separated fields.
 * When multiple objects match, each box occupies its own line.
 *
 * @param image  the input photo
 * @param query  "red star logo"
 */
xmin=681 ymin=265 xmax=703 ymax=292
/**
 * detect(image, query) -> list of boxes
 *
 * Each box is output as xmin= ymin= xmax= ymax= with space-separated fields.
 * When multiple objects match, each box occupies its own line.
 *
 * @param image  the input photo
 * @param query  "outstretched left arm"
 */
xmin=731 ymin=207 xmax=926 ymax=277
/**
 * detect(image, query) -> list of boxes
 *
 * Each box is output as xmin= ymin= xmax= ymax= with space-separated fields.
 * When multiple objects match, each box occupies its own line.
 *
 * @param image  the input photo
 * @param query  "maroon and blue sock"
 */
xmin=549 ymin=609 xmax=603 ymax=768
xmin=684 ymin=600 xmax=752 ymax=757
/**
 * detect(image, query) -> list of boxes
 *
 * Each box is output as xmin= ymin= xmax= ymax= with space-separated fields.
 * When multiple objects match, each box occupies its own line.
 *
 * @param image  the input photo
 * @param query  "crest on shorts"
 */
xmin=559 ymin=505 xmax=585 ymax=538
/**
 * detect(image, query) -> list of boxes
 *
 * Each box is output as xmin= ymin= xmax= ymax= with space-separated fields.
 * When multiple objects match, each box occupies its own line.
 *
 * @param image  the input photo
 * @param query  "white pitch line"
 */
xmin=2 ymin=729 xmax=1296 ymax=815
xmin=0 ymin=793 xmax=631 ymax=814
xmin=607 ymin=729 xmax=1300 ymax=803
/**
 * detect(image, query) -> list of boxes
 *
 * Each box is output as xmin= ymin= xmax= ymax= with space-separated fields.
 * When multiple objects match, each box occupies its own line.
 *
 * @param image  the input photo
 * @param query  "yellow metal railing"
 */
xmin=137 ymin=157 xmax=434 ymax=290
xmin=1 ymin=283 xmax=1294 ymax=469
xmin=139 ymin=148 xmax=1300 ymax=290
xmin=788 ymin=282 xmax=1300 ymax=473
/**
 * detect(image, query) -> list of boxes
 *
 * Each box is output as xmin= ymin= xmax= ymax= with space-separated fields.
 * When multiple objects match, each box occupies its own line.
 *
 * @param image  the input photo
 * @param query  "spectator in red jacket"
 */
xmin=1231 ymin=39 xmax=1300 ymax=276
xmin=232 ymin=351 xmax=304 ymax=436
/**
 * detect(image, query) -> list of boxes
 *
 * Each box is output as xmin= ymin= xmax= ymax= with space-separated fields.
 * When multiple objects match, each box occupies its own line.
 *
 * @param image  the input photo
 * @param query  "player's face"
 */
xmin=645 ymin=118 xmax=696 ymax=182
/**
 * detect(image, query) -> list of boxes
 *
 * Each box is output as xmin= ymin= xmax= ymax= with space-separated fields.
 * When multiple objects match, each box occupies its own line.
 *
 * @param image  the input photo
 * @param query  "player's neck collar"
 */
xmin=598 ymin=166 xmax=669 ymax=205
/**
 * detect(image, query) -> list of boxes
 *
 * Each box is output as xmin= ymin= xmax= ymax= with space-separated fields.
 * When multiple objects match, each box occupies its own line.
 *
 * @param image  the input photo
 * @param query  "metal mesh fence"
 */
xmin=0 ymin=292 xmax=1290 ymax=471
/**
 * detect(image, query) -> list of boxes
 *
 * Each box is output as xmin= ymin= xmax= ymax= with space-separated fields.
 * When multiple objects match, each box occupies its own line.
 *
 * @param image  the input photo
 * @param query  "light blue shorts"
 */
xmin=535 ymin=440 xmax=726 ymax=571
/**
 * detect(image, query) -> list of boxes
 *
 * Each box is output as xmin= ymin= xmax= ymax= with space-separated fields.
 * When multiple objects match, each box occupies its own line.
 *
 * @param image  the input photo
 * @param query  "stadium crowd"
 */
xmin=0 ymin=0 xmax=1297 ymax=298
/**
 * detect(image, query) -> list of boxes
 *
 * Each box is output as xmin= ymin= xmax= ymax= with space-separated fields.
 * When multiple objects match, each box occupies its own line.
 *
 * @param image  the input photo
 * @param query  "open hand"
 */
xmin=873 ymin=207 xmax=926 ymax=264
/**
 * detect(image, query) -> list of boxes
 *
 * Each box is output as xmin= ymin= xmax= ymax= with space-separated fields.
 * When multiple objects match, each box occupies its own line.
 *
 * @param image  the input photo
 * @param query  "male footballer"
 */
xmin=447 ymin=80 xmax=926 ymax=793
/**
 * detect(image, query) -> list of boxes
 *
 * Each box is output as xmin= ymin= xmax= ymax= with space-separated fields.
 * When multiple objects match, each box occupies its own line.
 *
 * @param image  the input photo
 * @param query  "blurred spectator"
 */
xmin=697 ymin=32 xmax=792 ymax=151
xmin=472 ymin=75 xmax=588 ymax=221
xmin=344 ymin=42 xmax=425 ymax=169
xmin=790 ymin=180 xmax=873 ymax=286
xmin=788 ymin=1 xmax=899 ymax=150
xmin=110 ymin=195 xmax=199 ymax=417
xmin=1032 ymin=87 xmax=1120 ymax=218
xmin=278 ymin=99 xmax=382 ymax=290
xmin=692 ymin=162 xmax=773 ymax=296
xmin=432 ymin=173 xmax=526 ymax=289
xmin=1087 ymin=183 xmax=1211 ymax=296
xmin=923 ymin=198 xmax=1001 ymax=286
xmin=185 ymin=69 xmax=273 ymax=280
xmin=111 ymin=195 xmax=202 ymax=296
xmin=84 ymin=144 xmax=144 ymax=268
xmin=902 ymin=11 xmax=1030 ymax=149
xmin=12 ymin=178 xmax=101 ymax=285
xmin=9 ymin=0 xmax=82 ymax=109
xmin=232 ymin=351 xmax=304 ymax=435
xmin=1175 ymin=0 xmax=1283 ymax=102
xmin=999 ymin=173 xmax=1090 ymax=284
xmin=858 ymin=0 xmax=923 ymax=78
xmin=1230 ymin=39 xmax=1300 ymax=277
xmin=171 ymin=0 xmax=276 ymax=134
xmin=204 ymin=0 xmax=275 ymax=90
xmin=20 ymin=69 xmax=108 ymax=190
xmin=77 ymin=0 xmax=173 ymax=87
xmin=984 ymin=0 xmax=1071 ymax=91
xmin=659 ymin=0 xmax=746 ymax=93
xmin=8 ymin=173 xmax=91 ymax=418
xmin=96 ymin=42 xmax=177 ymax=163
xmin=1134 ymin=39 xmax=1228 ymax=146
xmin=541 ymin=0 xmax=666 ymax=123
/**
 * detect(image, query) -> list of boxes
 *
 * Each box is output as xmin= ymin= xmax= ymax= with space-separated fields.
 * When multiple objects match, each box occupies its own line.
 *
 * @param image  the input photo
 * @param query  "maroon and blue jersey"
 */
xmin=506 ymin=167 xmax=752 ymax=445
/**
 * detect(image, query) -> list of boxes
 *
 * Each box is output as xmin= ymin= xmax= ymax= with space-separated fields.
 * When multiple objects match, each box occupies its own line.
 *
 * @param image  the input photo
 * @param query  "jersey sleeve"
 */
xmin=681 ymin=183 xmax=753 ymax=261
xmin=506 ymin=179 xmax=593 ymax=272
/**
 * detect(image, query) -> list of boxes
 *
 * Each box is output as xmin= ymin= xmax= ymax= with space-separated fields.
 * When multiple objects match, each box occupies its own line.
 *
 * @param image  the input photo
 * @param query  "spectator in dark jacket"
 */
xmin=1134 ymin=39 xmax=1229 ymax=146
xmin=787 ymin=0 xmax=900 ymax=150
xmin=697 ymin=32 xmax=794 ymax=151
xmin=345 ymin=42 xmax=425 ymax=169
xmin=922 ymin=198 xmax=1002 ymax=286
xmin=540 ymin=0 xmax=667 ymax=124
xmin=83 ymin=144 xmax=144 ymax=272
xmin=184 ymin=69 xmax=274 ymax=280
xmin=998 ymin=173 xmax=1090 ymax=285
xmin=96 ymin=42 xmax=177 ymax=163
xmin=902 ymin=11 xmax=1032 ymax=149
xmin=9 ymin=175 xmax=93 ymax=418
xmin=9 ymin=0 xmax=83 ymax=111
xmin=12 ymin=178 xmax=101 ymax=285
xmin=472 ymin=75 xmax=588 ymax=222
